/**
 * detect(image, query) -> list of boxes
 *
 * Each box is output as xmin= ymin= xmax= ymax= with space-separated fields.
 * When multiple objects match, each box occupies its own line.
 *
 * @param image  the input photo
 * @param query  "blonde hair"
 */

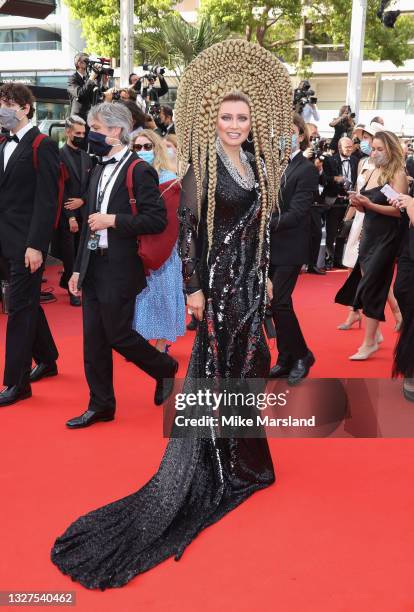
xmin=131 ymin=128 xmax=176 ymax=174
xmin=373 ymin=131 xmax=405 ymax=186
xmin=174 ymin=39 xmax=293 ymax=265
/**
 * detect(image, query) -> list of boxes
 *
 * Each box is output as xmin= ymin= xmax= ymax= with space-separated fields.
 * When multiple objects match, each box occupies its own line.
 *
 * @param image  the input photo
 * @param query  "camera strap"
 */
xmin=96 ymin=149 xmax=130 ymax=213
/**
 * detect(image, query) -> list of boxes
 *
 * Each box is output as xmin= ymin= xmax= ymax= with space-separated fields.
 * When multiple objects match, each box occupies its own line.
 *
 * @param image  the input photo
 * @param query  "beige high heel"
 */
xmin=376 ymin=330 xmax=384 ymax=344
xmin=349 ymin=343 xmax=379 ymax=361
xmin=337 ymin=313 xmax=362 ymax=330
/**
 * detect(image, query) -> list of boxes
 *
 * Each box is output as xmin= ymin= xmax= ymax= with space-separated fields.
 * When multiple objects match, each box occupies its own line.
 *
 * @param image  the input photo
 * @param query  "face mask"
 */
xmin=137 ymin=150 xmax=155 ymax=165
xmin=87 ymin=131 xmax=113 ymax=156
xmin=360 ymin=139 xmax=372 ymax=155
xmin=291 ymin=134 xmax=299 ymax=153
xmin=0 ymin=107 xmax=23 ymax=131
xmin=72 ymin=136 xmax=86 ymax=149
xmin=371 ymin=152 xmax=388 ymax=167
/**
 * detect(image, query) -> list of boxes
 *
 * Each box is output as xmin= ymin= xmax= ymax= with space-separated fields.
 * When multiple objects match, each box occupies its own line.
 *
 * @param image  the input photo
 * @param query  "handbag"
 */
xmin=336 ymin=203 xmax=354 ymax=241
xmin=126 ymin=159 xmax=180 ymax=274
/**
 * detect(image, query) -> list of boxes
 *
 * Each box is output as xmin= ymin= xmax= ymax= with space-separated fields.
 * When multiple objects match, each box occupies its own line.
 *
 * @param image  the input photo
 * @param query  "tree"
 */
xmin=201 ymin=0 xmax=414 ymax=67
xmin=63 ymin=0 xmax=175 ymax=59
xmin=137 ymin=14 xmax=229 ymax=75
xmin=307 ymin=0 xmax=414 ymax=67
xmin=200 ymin=0 xmax=302 ymax=63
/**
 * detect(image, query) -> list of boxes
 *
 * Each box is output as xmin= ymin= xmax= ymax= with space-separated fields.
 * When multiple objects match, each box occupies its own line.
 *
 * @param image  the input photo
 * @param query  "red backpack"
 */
xmin=126 ymin=159 xmax=180 ymax=274
xmin=0 ymin=132 xmax=69 ymax=229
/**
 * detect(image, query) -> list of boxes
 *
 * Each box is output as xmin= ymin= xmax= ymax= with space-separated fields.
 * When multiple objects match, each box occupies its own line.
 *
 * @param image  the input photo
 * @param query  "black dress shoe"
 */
xmin=333 ymin=263 xmax=347 ymax=270
xmin=154 ymin=358 xmax=179 ymax=406
xmin=69 ymin=294 xmax=81 ymax=307
xmin=288 ymin=351 xmax=315 ymax=386
xmin=307 ymin=265 xmax=326 ymax=275
xmin=0 ymin=384 xmax=32 ymax=407
xmin=269 ymin=363 xmax=291 ymax=378
xmin=186 ymin=315 xmax=198 ymax=331
xmin=66 ymin=409 xmax=115 ymax=429
xmin=30 ymin=361 xmax=58 ymax=383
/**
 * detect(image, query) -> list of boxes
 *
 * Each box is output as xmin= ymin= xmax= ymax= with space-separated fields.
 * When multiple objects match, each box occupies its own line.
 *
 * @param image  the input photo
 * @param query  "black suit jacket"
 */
xmin=270 ymin=152 xmax=319 ymax=266
xmin=322 ymin=153 xmax=358 ymax=199
xmin=75 ymin=154 xmax=167 ymax=297
xmin=67 ymin=72 xmax=97 ymax=121
xmin=60 ymin=144 xmax=93 ymax=221
xmin=0 ymin=126 xmax=59 ymax=260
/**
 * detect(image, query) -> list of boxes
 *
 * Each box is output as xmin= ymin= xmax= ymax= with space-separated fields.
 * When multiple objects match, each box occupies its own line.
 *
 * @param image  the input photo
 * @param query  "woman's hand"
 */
xmin=88 ymin=213 xmax=116 ymax=232
xmin=393 ymin=194 xmax=414 ymax=210
xmin=187 ymin=291 xmax=205 ymax=321
xmin=352 ymin=194 xmax=372 ymax=210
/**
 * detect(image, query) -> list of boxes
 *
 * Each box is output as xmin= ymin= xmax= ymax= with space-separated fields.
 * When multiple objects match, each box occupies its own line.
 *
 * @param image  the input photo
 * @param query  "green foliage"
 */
xmin=201 ymin=0 xmax=414 ymax=67
xmin=138 ymin=14 xmax=229 ymax=74
xmin=64 ymin=0 xmax=175 ymax=59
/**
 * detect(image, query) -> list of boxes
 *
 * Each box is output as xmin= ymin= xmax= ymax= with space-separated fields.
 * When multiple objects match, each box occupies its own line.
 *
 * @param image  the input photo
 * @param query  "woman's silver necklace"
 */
xmin=216 ymin=138 xmax=256 ymax=190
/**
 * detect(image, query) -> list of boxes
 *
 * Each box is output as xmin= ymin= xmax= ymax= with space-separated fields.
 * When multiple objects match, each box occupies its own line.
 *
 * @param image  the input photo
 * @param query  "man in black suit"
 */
xmin=322 ymin=137 xmax=358 ymax=269
xmin=53 ymin=115 xmax=93 ymax=306
xmin=66 ymin=102 xmax=178 ymax=429
xmin=67 ymin=53 xmax=108 ymax=122
xmin=0 ymin=82 xmax=59 ymax=406
xmin=268 ymin=113 xmax=318 ymax=385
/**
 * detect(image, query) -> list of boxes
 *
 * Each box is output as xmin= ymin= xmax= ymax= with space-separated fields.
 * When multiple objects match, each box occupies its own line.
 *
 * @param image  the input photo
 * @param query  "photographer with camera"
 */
xmin=293 ymin=80 xmax=320 ymax=123
xmin=130 ymin=66 xmax=168 ymax=109
xmin=329 ymin=105 xmax=356 ymax=153
xmin=322 ymin=136 xmax=358 ymax=270
xmin=67 ymin=53 xmax=110 ymax=122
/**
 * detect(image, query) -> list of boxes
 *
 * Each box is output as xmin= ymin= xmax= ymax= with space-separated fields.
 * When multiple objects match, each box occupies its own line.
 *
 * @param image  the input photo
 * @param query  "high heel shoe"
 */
xmin=376 ymin=330 xmax=384 ymax=344
xmin=394 ymin=317 xmax=403 ymax=332
xmin=337 ymin=313 xmax=362 ymax=330
xmin=349 ymin=343 xmax=379 ymax=361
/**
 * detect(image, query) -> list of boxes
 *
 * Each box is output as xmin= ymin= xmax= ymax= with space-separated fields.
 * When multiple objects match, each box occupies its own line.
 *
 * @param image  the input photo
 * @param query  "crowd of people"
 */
xmin=0 ymin=39 xmax=414 ymax=588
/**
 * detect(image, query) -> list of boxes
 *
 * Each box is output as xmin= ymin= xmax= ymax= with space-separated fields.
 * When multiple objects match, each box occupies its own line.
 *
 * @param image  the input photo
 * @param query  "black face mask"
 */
xmin=72 ymin=136 xmax=86 ymax=150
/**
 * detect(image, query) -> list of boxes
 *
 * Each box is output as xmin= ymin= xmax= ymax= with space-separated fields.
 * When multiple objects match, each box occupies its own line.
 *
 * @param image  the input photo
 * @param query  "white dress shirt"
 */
xmin=302 ymin=104 xmax=320 ymax=123
xmin=340 ymin=154 xmax=352 ymax=182
xmin=3 ymin=121 xmax=33 ymax=170
xmin=96 ymin=146 xmax=131 ymax=248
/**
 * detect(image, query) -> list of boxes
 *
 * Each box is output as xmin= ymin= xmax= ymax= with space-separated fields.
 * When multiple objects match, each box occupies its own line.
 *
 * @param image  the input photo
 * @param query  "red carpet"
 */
xmin=1 ymin=267 xmax=414 ymax=612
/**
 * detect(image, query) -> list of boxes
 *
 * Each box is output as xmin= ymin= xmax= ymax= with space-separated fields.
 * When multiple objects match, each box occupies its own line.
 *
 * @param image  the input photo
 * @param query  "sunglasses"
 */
xmin=133 ymin=143 xmax=153 ymax=151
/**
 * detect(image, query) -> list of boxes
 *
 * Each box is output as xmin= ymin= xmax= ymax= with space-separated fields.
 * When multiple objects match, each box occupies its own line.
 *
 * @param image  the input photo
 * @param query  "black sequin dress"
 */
xmin=51 ymin=153 xmax=275 ymax=589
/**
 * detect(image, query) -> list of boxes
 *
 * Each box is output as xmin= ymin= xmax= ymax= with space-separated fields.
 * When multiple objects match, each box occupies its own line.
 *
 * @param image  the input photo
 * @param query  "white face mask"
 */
xmin=371 ymin=152 xmax=388 ymax=167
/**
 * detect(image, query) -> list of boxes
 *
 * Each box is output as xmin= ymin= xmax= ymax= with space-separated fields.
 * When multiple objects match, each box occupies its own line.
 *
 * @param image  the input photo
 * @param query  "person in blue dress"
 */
xmin=131 ymin=129 xmax=186 ymax=352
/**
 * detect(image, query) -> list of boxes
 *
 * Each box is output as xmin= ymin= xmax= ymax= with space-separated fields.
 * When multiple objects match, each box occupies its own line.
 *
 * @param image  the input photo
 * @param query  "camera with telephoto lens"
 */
xmin=142 ymin=63 xmax=165 ymax=80
xmin=309 ymin=137 xmax=326 ymax=162
xmin=293 ymin=80 xmax=318 ymax=113
xmin=86 ymin=56 xmax=114 ymax=78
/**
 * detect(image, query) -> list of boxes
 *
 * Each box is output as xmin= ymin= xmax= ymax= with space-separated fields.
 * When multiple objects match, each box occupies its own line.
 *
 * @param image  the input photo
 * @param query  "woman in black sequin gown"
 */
xmin=51 ymin=95 xmax=278 ymax=589
xmin=335 ymin=131 xmax=408 ymax=360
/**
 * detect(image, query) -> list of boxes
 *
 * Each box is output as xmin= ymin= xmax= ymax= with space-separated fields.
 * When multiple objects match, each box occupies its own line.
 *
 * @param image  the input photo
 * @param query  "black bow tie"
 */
xmin=97 ymin=157 xmax=117 ymax=166
xmin=4 ymin=134 xmax=19 ymax=143
xmin=342 ymin=158 xmax=350 ymax=162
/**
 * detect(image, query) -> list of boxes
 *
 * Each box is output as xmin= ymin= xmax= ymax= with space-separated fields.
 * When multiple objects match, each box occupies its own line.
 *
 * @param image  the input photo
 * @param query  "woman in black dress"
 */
xmin=392 ymin=191 xmax=414 ymax=400
xmin=51 ymin=40 xmax=293 ymax=589
xmin=335 ymin=131 xmax=408 ymax=360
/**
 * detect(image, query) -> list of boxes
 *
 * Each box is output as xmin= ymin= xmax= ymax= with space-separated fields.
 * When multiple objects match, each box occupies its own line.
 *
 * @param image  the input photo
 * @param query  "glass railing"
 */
xmin=0 ymin=41 xmax=61 ymax=51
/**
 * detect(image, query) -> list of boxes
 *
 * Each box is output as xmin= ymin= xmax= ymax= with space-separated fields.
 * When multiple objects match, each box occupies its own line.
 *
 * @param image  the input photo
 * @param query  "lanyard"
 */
xmin=95 ymin=150 xmax=130 ymax=212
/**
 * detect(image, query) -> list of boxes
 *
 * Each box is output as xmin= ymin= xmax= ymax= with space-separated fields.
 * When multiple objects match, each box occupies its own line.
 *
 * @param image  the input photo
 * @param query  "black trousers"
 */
xmin=3 ymin=259 xmax=58 ymax=387
xmin=82 ymin=252 xmax=174 ymax=413
xmin=309 ymin=207 xmax=324 ymax=266
xmin=53 ymin=217 xmax=81 ymax=289
xmin=270 ymin=265 xmax=309 ymax=366
xmin=325 ymin=205 xmax=346 ymax=265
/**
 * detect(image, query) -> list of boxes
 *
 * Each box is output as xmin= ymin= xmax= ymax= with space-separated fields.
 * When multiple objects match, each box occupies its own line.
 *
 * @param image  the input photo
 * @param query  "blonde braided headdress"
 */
xmin=175 ymin=38 xmax=293 ymax=262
